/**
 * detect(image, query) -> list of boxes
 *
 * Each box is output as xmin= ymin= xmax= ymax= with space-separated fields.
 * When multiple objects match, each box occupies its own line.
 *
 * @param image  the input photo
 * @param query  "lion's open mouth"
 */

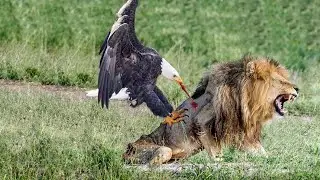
xmin=274 ymin=94 xmax=297 ymax=116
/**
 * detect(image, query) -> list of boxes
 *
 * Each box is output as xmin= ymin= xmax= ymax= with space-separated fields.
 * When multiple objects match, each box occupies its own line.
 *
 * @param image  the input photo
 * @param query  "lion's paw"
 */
xmin=149 ymin=146 xmax=173 ymax=165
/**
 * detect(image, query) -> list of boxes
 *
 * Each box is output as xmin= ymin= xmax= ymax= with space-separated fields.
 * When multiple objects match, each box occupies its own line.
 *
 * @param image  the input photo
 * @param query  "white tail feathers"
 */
xmin=110 ymin=88 xmax=130 ymax=100
xmin=85 ymin=88 xmax=130 ymax=100
xmin=85 ymin=89 xmax=99 ymax=97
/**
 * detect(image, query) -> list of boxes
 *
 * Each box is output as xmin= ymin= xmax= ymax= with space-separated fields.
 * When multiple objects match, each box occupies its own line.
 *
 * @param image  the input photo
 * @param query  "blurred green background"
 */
xmin=0 ymin=0 xmax=319 ymax=89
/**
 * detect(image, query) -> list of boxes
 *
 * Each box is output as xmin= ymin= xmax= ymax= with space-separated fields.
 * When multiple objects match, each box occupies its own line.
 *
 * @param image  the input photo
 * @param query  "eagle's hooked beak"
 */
xmin=173 ymin=76 xmax=191 ymax=98
xmin=173 ymin=76 xmax=183 ymax=84
xmin=173 ymin=76 xmax=198 ymax=109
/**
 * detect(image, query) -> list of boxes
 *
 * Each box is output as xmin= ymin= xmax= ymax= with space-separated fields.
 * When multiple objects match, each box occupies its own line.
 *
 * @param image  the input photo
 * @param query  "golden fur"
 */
xmin=204 ymin=56 xmax=298 ymax=152
xmin=123 ymin=56 xmax=299 ymax=164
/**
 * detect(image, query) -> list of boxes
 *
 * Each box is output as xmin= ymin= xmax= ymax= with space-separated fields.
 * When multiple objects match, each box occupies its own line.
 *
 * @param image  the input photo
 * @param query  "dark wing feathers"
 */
xmin=99 ymin=31 xmax=110 ymax=55
xmin=98 ymin=0 xmax=162 ymax=109
xmin=113 ymin=74 xmax=122 ymax=94
xmin=98 ymin=0 xmax=144 ymax=109
xmin=116 ymin=0 xmax=143 ymax=50
xmin=98 ymin=24 xmax=129 ymax=108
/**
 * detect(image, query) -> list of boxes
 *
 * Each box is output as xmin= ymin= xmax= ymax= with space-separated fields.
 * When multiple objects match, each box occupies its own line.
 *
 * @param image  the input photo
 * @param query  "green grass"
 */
xmin=0 ymin=0 xmax=320 ymax=178
xmin=0 ymin=75 xmax=319 ymax=179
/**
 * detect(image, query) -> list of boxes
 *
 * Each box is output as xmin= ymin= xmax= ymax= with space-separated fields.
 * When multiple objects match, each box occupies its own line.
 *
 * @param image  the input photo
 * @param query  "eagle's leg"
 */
xmin=143 ymin=90 xmax=172 ymax=118
xmin=142 ymin=87 xmax=186 ymax=126
xmin=153 ymin=86 xmax=173 ymax=112
xmin=129 ymin=94 xmax=144 ymax=107
xmin=153 ymin=86 xmax=187 ymax=126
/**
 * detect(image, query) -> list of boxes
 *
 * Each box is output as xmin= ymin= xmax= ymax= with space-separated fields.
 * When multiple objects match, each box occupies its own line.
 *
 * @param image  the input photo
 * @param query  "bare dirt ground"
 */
xmin=0 ymin=79 xmax=90 ymax=101
xmin=0 ymin=79 xmax=149 ymax=115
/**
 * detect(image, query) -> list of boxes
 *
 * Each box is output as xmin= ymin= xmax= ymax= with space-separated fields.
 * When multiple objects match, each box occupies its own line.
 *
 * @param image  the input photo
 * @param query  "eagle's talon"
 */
xmin=130 ymin=103 xmax=136 ymax=107
xmin=129 ymin=99 xmax=138 ymax=107
xmin=177 ymin=108 xmax=187 ymax=114
xmin=162 ymin=110 xmax=186 ymax=126
xmin=174 ymin=117 xmax=184 ymax=123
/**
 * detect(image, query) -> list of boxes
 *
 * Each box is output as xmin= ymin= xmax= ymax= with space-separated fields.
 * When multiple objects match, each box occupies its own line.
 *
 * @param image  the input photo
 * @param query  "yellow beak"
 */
xmin=173 ymin=76 xmax=183 ymax=84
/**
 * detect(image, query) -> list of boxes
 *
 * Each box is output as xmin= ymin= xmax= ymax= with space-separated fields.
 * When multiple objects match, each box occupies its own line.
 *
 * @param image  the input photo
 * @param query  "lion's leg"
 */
xmin=250 ymin=143 xmax=266 ymax=155
xmin=123 ymin=143 xmax=161 ymax=164
xmin=149 ymin=146 xmax=173 ymax=165
xmin=123 ymin=135 xmax=168 ymax=164
xmin=242 ymin=124 xmax=267 ymax=155
xmin=198 ymin=133 xmax=223 ymax=161
xmin=193 ymin=104 xmax=223 ymax=161
xmin=169 ymin=147 xmax=196 ymax=160
xmin=242 ymin=140 xmax=266 ymax=155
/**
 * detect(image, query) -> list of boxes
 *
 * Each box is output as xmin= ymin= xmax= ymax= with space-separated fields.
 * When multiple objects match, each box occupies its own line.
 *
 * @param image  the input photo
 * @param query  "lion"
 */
xmin=123 ymin=55 xmax=299 ymax=165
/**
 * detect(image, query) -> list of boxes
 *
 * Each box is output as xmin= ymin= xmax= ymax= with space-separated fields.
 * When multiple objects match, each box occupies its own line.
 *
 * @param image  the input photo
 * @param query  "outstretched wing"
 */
xmin=98 ymin=0 xmax=143 ymax=108
xmin=98 ymin=24 xmax=127 ymax=108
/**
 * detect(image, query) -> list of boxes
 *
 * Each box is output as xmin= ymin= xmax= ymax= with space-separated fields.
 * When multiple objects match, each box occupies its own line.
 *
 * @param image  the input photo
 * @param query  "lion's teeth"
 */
xmin=290 ymin=95 xmax=295 ymax=102
xmin=289 ymin=95 xmax=292 ymax=100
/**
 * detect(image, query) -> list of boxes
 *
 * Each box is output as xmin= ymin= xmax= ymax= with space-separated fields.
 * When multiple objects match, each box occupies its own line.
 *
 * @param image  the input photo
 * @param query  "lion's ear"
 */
xmin=246 ymin=61 xmax=257 ymax=79
xmin=246 ymin=61 xmax=269 ymax=80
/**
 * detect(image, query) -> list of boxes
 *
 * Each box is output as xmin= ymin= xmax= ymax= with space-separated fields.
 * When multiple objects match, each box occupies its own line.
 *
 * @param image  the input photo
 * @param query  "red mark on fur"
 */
xmin=179 ymin=82 xmax=198 ymax=110
xmin=191 ymin=101 xmax=198 ymax=109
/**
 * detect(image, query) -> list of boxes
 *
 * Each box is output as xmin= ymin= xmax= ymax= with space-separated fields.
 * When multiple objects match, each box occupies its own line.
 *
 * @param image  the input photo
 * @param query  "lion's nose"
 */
xmin=294 ymin=87 xmax=299 ymax=94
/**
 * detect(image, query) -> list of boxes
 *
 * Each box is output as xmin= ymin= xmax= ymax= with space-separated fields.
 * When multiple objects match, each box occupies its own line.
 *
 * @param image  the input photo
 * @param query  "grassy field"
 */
xmin=0 ymin=0 xmax=320 ymax=179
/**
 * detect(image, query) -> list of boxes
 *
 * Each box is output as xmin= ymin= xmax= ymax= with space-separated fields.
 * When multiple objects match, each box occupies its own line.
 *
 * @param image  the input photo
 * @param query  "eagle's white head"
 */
xmin=160 ymin=58 xmax=194 ymax=103
xmin=160 ymin=58 xmax=183 ymax=84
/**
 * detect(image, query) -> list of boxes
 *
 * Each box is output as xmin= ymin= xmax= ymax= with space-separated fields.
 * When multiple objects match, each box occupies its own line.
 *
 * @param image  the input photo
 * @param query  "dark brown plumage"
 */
xmin=98 ymin=0 xmax=184 ymax=120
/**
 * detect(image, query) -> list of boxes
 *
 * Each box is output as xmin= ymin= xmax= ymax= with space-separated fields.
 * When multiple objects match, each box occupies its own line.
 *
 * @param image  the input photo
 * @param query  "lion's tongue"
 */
xmin=276 ymin=95 xmax=289 ymax=114
xmin=179 ymin=83 xmax=198 ymax=109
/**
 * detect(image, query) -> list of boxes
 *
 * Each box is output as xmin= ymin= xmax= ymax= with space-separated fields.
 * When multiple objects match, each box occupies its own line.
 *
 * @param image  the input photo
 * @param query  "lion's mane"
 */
xmin=203 ymin=55 xmax=285 ymax=150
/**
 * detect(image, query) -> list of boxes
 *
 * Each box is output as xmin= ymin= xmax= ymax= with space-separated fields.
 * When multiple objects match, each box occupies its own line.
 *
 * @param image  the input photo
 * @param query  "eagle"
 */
xmin=96 ymin=0 xmax=196 ymax=125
